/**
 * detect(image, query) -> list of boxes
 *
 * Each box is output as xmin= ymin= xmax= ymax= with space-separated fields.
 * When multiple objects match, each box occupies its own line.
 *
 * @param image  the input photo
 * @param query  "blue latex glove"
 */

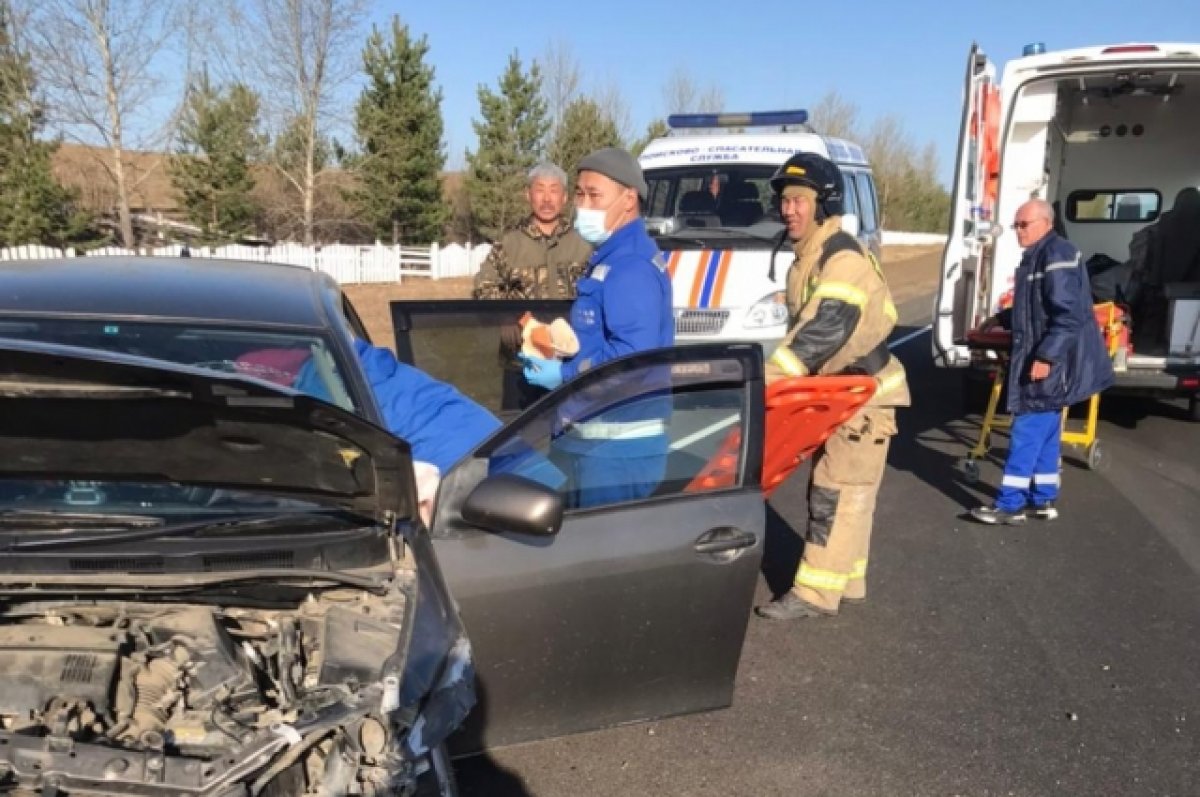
xmin=521 ymin=354 xmax=564 ymax=390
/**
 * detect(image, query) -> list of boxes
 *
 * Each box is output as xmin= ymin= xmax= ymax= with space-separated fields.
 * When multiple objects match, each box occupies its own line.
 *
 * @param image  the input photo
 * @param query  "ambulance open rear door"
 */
xmin=934 ymin=43 xmax=999 ymax=368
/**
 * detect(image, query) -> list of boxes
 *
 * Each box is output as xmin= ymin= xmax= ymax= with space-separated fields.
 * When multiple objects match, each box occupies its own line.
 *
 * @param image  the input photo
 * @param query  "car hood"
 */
xmin=0 ymin=338 xmax=415 ymax=522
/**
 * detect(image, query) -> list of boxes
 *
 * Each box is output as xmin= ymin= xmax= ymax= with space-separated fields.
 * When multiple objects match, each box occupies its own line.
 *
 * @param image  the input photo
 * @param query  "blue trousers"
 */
xmin=997 ymin=410 xmax=1061 ymax=512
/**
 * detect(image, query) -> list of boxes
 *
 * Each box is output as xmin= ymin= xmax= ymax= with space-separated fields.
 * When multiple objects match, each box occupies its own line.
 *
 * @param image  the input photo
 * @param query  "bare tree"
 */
xmin=229 ymin=0 xmax=366 ymax=244
xmin=662 ymin=67 xmax=724 ymax=114
xmin=592 ymin=80 xmax=632 ymax=144
xmin=540 ymin=38 xmax=580 ymax=140
xmin=24 ymin=0 xmax=182 ymax=248
xmin=809 ymin=90 xmax=861 ymax=139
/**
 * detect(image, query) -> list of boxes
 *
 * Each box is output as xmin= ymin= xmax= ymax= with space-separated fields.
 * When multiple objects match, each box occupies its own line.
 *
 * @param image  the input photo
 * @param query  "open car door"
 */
xmin=389 ymin=298 xmax=574 ymax=420
xmin=422 ymin=337 xmax=877 ymax=753
xmin=935 ymin=43 xmax=999 ymax=369
xmin=428 ymin=343 xmax=765 ymax=752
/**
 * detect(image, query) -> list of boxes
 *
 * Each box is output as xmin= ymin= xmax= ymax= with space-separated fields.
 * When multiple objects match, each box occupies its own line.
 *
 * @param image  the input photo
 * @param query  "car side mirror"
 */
xmin=461 ymin=474 xmax=563 ymax=537
xmin=841 ymin=213 xmax=861 ymax=238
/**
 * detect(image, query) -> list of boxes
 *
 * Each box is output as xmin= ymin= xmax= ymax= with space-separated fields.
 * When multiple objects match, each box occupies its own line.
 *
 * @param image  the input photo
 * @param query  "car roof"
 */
xmin=0 ymin=256 xmax=334 ymax=329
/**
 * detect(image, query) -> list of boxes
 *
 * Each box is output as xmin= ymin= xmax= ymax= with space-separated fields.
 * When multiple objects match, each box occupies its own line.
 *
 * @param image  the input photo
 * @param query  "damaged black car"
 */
xmin=0 ymin=339 xmax=473 ymax=796
xmin=0 ymin=257 xmax=829 ymax=794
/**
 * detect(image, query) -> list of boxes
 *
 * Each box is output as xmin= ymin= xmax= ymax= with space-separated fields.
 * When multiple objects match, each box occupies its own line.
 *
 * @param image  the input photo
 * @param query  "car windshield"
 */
xmin=643 ymin=165 xmax=784 ymax=249
xmin=0 ymin=317 xmax=359 ymax=518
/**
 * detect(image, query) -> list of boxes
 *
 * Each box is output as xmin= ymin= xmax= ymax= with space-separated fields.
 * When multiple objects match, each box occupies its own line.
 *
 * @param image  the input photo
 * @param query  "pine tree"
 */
xmin=348 ymin=16 xmax=446 ymax=244
xmin=169 ymin=74 xmax=263 ymax=243
xmin=630 ymin=119 xmax=670 ymax=157
xmin=464 ymin=52 xmax=548 ymax=240
xmin=0 ymin=1 xmax=90 ymax=247
xmin=547 ymin=97 xmax=621 ymax=183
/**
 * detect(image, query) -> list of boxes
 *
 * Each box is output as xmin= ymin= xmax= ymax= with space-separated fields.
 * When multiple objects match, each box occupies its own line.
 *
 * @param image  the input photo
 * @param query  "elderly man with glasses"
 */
xmin=971 ymin=199 xmax=1114 ymax=525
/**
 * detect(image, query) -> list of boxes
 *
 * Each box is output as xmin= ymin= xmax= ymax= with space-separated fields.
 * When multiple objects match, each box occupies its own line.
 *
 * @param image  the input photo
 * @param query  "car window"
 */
xmin=856 ymin=173 xmax=880 ymax=233
xmin=644 ymin=165 xmax=782 ymax=237
xmin=482 ymin=355 xmax=753 ymax=511
xmin=646 ymin=178 xmax=671 ymax=218
xmin=0 ymin=317 xmax=356 ymax=411
xmin=842 ymin=170 xmax=861 ymax=222
xmin=1067 ymin=189 xmax=1161 ymax=223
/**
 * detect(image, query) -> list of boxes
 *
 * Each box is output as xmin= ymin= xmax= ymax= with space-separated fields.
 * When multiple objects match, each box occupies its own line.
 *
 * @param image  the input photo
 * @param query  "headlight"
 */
xmin=744 ymin=292 xmax=789 ymax=329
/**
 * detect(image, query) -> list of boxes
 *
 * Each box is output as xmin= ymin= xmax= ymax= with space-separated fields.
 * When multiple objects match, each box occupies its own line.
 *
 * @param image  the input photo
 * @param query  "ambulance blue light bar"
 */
xmin=667 ymin=110 xmax=809 ymax=129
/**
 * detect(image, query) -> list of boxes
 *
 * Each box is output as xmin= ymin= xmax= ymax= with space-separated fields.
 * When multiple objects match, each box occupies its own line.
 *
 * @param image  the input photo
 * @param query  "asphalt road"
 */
xmin=455 ymin=289 xmax=1200 ymax=796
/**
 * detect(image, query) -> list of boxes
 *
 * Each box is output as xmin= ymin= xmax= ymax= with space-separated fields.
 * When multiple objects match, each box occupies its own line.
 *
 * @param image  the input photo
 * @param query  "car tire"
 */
xmin=1189 ymin=395 xmax=1200 ymax=423
xmin=415 ymin=743 xmax=459 ymax=797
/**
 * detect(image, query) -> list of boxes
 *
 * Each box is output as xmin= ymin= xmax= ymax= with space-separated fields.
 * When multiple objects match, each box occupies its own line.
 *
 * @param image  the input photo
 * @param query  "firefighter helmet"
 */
xmin=769 ymin=152 xmax=845 ymax=219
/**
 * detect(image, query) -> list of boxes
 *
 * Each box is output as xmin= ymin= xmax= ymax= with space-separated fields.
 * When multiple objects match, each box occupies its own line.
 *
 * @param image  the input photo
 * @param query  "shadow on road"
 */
xmin=454 ymin=754 xmax=534 ymax=797
xmin=762 ymin=502 xmax=805 ymax=598
xmin=885 ymin=350 xmax=995 ymax=513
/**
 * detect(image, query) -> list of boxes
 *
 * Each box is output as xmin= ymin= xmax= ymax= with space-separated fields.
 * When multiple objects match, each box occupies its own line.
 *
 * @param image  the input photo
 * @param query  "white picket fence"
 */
xmin=0 ymin=241 xmax=494 ymax=284
xmin=0 ymin=231 xmax=940 ymax=286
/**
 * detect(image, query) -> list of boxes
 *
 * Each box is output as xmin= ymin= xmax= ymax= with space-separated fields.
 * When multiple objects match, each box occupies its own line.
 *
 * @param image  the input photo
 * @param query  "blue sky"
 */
xmin=369 ymin=0 xmax=1200 ymax=184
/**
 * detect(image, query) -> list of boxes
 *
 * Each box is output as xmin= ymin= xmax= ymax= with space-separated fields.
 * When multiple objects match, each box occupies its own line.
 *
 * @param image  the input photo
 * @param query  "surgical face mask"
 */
xmin=574 ymin=207 xmax=611 ymax=245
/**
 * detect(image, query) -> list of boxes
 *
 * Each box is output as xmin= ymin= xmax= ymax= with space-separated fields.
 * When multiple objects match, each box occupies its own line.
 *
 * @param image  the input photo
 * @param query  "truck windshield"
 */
xmin=643 ymin=165 xmax=784 ymax=248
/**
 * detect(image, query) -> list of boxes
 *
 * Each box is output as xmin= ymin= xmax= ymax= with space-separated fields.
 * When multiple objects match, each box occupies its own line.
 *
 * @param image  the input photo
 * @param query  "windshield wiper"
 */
xmin=0 ymin=568 xmax=391 ymax=595
xmin=0 ymin=510 xmax=162 ymax=530
xmin=1 ymin=510 xmax=370 ymax=552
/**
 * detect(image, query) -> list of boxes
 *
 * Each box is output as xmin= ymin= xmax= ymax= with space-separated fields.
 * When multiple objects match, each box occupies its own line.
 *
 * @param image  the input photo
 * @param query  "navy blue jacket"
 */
xmin=560 ymin=218 xmax=673 ymax=380
xmin=1000 ymin=232 xmax=1115 ymax=414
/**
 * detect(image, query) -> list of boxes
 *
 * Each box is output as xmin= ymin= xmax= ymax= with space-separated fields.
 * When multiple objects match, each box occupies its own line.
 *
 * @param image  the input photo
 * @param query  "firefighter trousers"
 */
xmin=793 ymin=407 xmax=897 ymax=612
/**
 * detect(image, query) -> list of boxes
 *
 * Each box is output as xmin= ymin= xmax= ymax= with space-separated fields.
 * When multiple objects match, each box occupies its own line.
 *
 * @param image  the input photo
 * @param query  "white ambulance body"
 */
xmin=638 ymin=111 xmax=881 ymax=351
xmin=934 ymin=42 xmax=1200 ymax=417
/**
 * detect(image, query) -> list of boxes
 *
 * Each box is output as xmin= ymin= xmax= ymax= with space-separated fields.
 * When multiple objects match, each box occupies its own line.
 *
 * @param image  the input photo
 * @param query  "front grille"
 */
xmin=61 ymin=654 xmax=97 ymax=683
xmin=675 ymin=309 xmax=730 ymax=336
xmin=203 ymin=550 xmax=295 ymax=571
xmin=69 ymin=557 xmax=164 ymax=572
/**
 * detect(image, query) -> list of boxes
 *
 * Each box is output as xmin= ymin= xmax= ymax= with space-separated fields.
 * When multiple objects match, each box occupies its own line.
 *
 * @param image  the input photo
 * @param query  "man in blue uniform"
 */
xmin=971 ymin=199 xmax=1114 ymax=524
xmin=520 ymin=147 xmax=674 ymax=506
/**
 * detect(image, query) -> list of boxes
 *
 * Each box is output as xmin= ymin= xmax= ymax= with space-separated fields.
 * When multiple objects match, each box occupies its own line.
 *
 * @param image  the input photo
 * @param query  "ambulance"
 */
xmin=638 ymin=111 xmax=881 ymax=352
xmin=934 ymin=42 xmax=1200 ymax=420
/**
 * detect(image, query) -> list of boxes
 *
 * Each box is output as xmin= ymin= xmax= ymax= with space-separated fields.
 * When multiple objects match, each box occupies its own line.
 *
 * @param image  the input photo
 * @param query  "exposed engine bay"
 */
xmin=0 ymin=589 xmax=433 ymax=796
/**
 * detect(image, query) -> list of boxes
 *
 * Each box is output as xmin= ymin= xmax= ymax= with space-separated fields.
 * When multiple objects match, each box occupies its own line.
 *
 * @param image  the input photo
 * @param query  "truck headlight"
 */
xmin=744 ymin=292 xmax=789 ymax=329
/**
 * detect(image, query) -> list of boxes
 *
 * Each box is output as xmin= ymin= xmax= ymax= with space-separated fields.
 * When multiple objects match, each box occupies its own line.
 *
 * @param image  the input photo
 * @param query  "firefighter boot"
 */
xmin=755 ymin=591 xmax=837 ymax=621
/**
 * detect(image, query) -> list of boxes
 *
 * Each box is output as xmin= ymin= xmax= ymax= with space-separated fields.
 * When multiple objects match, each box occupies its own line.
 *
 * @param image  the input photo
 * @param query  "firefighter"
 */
xmin=755 ymin=152 xmax=910 ymax=621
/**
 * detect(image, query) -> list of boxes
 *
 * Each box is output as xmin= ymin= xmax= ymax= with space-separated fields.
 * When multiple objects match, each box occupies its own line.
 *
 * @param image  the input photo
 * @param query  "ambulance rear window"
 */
xmin=1067 ymin=189 xmax=1161 ymax=223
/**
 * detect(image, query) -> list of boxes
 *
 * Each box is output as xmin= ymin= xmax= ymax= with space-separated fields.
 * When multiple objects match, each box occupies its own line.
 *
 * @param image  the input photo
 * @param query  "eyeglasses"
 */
xmin=1011 ymin=220 xmax=1040 ymax=230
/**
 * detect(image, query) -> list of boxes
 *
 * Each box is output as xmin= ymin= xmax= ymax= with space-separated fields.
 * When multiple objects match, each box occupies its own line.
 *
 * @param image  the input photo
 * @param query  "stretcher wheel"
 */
xmin=962 ymin=458 xmax=981 ymax=484
xmin=1085 ymin=439 xmax=1105 ymax=471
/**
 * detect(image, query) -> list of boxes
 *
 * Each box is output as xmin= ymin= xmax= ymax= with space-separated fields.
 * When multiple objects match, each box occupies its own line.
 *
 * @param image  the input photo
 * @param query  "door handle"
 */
xmin=693 ymin=527 xmax=757 ymax=555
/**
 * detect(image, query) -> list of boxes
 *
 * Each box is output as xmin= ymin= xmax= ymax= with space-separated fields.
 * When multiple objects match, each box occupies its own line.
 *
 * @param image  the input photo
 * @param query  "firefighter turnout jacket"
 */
xmin=767 ymin=217 xmax=910 ymax=407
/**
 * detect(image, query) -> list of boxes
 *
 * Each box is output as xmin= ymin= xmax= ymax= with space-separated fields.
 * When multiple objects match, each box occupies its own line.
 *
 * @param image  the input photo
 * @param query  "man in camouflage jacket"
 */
xmin=472 ymin=162 xmax=593 ymax=300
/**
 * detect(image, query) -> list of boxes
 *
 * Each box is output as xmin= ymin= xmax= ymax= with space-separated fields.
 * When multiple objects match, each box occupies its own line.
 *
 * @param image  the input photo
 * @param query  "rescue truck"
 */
xmin=637 ymin=111 xmax=881 ymax=352
xmin=934 ymin=42 xmax=1200 ymax=421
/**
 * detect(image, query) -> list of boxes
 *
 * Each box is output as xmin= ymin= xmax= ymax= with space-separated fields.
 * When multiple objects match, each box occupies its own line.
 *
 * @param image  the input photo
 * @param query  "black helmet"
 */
xmin=769 ymin=152 xmax=845 ymax=220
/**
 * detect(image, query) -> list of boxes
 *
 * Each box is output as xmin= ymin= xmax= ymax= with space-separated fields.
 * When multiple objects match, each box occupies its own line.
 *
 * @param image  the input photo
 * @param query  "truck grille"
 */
xmin=675 ymin=309 xmax=730 ymax=336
